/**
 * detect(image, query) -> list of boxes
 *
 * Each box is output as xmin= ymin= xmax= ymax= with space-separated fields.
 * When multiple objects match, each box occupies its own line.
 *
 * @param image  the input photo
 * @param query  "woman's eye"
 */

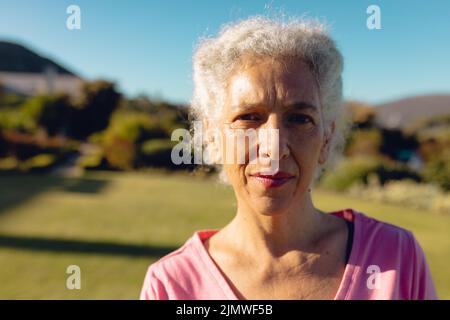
xmin=288 ymin=114 xmax=313 ymax=124
xmin=237 ymin=113 xmax=261 ymax=121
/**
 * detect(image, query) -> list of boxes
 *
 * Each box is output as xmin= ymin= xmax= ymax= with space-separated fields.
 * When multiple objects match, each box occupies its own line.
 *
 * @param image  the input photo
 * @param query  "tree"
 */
xmin=345 ymin=101 xmax=376 ymax=129
xmin=0 ymin=81 xmax=4 ymax=103
xmin=20 ymin=94 xmax=72 ymax=135
xmin=68 ymin=80 xmax=121 ymax=140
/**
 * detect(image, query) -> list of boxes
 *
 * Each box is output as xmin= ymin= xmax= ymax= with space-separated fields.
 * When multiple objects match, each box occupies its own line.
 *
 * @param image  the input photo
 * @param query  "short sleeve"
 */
xmin=140 ymin=265 xmax=169 ymax=300
xmin=408 ymin=233 xmax=438 ymax=300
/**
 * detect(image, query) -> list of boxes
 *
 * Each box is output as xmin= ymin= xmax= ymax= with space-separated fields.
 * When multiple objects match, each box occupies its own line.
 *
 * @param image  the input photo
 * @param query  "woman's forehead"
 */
xmin=226 ymin=58 xmax=320 ymax=110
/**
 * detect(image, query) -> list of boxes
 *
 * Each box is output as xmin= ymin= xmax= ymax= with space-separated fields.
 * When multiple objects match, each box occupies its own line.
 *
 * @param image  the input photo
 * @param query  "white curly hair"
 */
xmin=189 ymin=15 xmax=349 ymax=185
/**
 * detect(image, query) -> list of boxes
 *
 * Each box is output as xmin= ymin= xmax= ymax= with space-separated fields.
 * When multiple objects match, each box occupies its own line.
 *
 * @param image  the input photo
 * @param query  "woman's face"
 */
xmin=217 ymin=56 xmax=334 ymax=216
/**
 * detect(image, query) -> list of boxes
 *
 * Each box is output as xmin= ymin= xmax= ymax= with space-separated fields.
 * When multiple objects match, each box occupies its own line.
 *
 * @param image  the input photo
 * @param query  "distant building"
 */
xmin=0 ymin=70 xmax=83 ymax=98
xmin=0 ymin=40 xmax=84 ymax=98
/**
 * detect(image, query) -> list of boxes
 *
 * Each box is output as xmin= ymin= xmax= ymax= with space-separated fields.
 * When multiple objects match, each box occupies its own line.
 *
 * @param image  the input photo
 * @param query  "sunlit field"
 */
xmin=0 ymin=171 xmax=448 ymax=299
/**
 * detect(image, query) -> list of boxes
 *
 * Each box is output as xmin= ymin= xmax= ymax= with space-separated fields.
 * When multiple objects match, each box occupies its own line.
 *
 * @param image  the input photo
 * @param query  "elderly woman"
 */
xmin=140 ymin=16 xmax=437 ymax=300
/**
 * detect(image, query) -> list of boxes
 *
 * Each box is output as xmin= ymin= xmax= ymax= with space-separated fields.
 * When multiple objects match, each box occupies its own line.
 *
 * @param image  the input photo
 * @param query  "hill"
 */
xmin=375 ymin=94 xmax=450 ymax=129
xmin=0 ymin=41 xmax=76 ymax=75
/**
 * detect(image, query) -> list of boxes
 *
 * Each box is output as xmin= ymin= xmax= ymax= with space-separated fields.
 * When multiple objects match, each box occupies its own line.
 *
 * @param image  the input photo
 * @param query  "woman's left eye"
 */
xmin=288 ymin=114 xmax=313 ymax=124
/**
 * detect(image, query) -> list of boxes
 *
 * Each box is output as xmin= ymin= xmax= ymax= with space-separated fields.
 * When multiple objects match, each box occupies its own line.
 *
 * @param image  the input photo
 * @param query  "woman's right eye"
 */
xmin=236 ymin=113 xmax=261 ymax=121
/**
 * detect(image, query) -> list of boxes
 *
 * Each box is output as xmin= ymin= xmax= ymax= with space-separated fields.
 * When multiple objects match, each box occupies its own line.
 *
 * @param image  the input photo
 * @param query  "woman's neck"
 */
xmin=224 ymin=193 xmax=327 ymax=259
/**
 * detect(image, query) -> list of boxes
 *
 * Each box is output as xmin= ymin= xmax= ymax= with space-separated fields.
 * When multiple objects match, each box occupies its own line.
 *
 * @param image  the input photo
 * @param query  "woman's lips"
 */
xmin=250 ymin=172 xmax=294 ymax=188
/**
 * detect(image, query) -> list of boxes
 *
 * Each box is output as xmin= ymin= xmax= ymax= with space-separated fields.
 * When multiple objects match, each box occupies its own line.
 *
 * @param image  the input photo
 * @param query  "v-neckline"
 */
xmin=193 ymin=208 xmax=360 ymax=300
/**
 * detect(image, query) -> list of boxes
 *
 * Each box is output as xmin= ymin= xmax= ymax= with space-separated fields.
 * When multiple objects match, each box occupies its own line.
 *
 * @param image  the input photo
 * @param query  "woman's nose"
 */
xmin=259 ymin=114 xmax=290 ymax=161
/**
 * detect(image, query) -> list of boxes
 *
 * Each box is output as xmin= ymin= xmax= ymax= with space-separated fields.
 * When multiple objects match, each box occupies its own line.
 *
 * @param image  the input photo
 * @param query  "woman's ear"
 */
xmin=318 ymin=121 xmax=335 ymax=165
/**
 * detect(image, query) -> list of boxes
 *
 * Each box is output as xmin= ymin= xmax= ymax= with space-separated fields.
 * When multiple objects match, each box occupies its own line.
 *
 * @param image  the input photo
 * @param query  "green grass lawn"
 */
xmin=0 ymin=170 xmax=448 ymax=299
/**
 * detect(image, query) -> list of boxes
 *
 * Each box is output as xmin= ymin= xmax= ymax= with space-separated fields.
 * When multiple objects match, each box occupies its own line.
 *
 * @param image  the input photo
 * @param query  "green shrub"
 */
xmin=98 ymin=110 xmax=172 ymax=169
xmin=379 ymin=128 xmax=418 ymax=161
xmin=320 ymin=156 xmax=381 ymax=191
xmin=20 ymin=95 xmax=72 ymax=135
xmin=107 ymin=110 xmax=169 ymax=141
xmin=0 ymin=132 xmax=5 ymax=156
xmin=0 ymin=156 xmax=18 ymax=170
xmin=345 ymin=101 xmax=376 ymax=128
xmin=103 ymin=137 xmax=136 ymax=170
xmin=19 ymin=153 xmax=56 ymax=172
xmin=320 ymin=156 xmax=421 ymax=192
xmin=348 ymin=176 xmax=450 ymax=213
xmin=140 ymin=139 xmax=177 ymax=168
xmin=376 ymin=161 xmax=421 ymax=184
xmin=0 ymin=92 xmax=26 ymax=108
xmin=423 ymin=156 xmax=450 ymax=191
xmin=77 ymin=146 xmax=105 ymax=170
xmin=345 ymin=128 xmax=382 ymax=157
xmin=68 ymin=81 xmax=121 ymax=140
xmin=0 ymin=107 xmax=35 ymax=132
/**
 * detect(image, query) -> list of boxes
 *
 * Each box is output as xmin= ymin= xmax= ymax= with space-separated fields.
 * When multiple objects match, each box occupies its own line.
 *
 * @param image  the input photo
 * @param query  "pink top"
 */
xmin=140 ymin=209 xmax=438 ymax=300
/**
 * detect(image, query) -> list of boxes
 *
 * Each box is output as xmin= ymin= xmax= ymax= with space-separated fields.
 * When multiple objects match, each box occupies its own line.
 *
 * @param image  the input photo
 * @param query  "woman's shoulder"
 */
xmin=146 ymin=230 xmax=214 ymax=272
xmin=143 ymin=230 xmax=219 ymax=281
xmin=335 ymin=208 xmax=416 ymax=243
xmin=337 ymin=208 xmax=437 ymax=299
xmin=334 ymin=208 xmax=423 ymax=268
xmin=344 ymin=208 xmax=429 ymax=272
xmin=350 ymin=208 xmax=416 ymax=244
xmin=140 ymin=230 xmax=220 ymax=299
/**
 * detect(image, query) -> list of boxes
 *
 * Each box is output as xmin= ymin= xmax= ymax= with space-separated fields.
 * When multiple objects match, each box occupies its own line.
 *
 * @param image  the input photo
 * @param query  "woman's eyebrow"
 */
xmin=230 ymin=103 xmax=264 ymax=111
xmin=286 ymin=101 xmax=319 ymax=113
xmin=231 ymin=101 xmax=319 ymax=112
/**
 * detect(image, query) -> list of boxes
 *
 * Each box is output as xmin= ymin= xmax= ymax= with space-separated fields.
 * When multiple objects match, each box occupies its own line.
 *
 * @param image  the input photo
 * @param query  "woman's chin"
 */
xmin=248 ymin=195 xmax=293 ymax=216
xmin=254 ymin=204 xmax=290 ymax=216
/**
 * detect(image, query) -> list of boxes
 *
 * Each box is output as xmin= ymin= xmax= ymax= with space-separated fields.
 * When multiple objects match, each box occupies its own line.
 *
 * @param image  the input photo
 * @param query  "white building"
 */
xmin=0 ymin=67 xmax=83 ymax=98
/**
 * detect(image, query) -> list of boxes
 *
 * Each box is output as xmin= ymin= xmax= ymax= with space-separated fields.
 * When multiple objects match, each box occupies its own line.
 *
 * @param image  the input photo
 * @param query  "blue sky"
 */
xmin=0 ymin=0 xmax=449 ymax=105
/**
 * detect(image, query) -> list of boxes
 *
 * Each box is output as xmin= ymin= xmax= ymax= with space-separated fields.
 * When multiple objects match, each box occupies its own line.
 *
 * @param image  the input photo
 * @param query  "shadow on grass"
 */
xmin=0 ymin=234 xmax=178 ymax=258
xmin=0 ymin=172 xmax=110 ymax=216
